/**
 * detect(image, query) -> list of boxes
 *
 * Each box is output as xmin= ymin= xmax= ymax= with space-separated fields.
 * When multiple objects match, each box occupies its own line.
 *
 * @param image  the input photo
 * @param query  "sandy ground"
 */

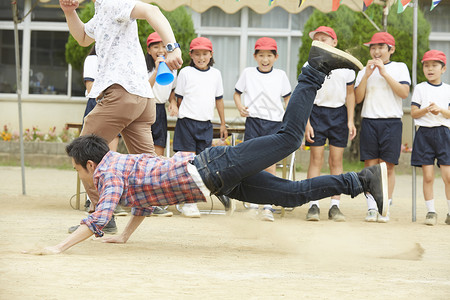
xmin=0 ymin=166 xmax=449 ymax=299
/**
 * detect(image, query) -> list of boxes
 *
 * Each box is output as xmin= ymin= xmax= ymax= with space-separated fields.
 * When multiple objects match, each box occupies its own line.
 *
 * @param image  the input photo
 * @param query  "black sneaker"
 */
xmin=151 ymin=206 xmax=173 ymax=217
xmin=216 ymin=195 xmax=231 ymax=211
xmin=357 ymin=162 xmax=388 ymax=217
xmin=306 ymin=204 xmax=320 ymax=221
xmin=328 ymin=205 xmax=346 ymax=222
xmin=308 ymin=40 xmax=364 ymax=75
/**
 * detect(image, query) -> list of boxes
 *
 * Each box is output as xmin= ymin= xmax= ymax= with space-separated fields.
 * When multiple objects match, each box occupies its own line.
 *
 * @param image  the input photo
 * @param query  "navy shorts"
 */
xmin=411 ymin=126 xmax=450 ymax=167
xmin=151 ymin=103 xmax=167 ymax=147
xmin=305 ymin=105 xmax=349 ymax=147
xmin=82 ymin=98 xmax=97 ymax=128
xmin=173 ymin=118 xmax=213 ymax=154
xmin=244 ymin=117 xmax=282 ymax=141
xmin=360 ymin=118 xmax=402 ymax=165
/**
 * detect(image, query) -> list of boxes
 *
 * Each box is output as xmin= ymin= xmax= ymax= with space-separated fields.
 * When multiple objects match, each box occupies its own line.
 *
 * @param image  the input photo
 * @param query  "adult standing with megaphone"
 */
xmin=146 ymin=32 xmax=178 ymax=157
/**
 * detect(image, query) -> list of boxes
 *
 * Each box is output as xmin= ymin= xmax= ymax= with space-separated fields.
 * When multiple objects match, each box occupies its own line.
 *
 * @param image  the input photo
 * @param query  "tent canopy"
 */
xmin=143 ymin=0 xmax=394 ymax=14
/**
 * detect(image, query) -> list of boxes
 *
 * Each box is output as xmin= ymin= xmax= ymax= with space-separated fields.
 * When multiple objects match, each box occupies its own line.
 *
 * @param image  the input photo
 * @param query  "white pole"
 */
xmin=411 ymin=0 xmax=418 ymax=222
xmin=11 ymin=1 xmax=26 ymax=195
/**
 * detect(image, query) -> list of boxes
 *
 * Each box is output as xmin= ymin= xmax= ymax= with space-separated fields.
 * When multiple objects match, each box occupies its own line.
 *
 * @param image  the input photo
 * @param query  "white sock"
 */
xmin=366 ymin=194 xmax=377 ymax=211
xmin=425 ymin=199 xmax=435 ymax=213
xmin=309 ymin=200 xmax=319 ymax=208
xmin=263 ymin=205 xmax=272 ymax=210
xmin=249 ymin=203 xmax=259 ymax=209
xmin=447 ymin=200 xmax=450 ymax=214
xmin=330 ymin=199 xmax=340 ymax=208
xmin=388 ymin=199 xmax=393 ymax=206
xmin=184 ymin=203 xmax=197 ymax=209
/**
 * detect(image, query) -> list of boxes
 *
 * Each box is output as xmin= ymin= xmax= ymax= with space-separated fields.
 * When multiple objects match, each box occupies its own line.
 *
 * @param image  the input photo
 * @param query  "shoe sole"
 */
xmin=311 ymin=40 xmax=364 ymax=71
xmin=113 ymin=212 xmax=128 ymax=217
xmin=306 ymin=215 xmax=320 ymax=221
xmin=151 ymin=212 xmax=174 ymax=217
xmin=379 ymin=162 xmax=388 ymax=217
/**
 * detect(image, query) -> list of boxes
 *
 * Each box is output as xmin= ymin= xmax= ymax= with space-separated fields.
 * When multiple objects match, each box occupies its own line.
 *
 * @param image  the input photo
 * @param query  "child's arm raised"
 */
xmin=131 ymin=2 xmax=182 ymax=71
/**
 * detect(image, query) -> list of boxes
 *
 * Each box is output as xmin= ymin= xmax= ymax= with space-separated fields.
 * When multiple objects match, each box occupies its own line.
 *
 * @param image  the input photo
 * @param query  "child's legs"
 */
xmin=384 ymin=161 xmax=396 ymax=200
xmin=308 ymin=146 xmax=325 ymax=179
xmin=422 ymin=165 xmax=435 ymax=200
xmin=329 ymin=145 xmax=345 ymax=200
xmin=152 ymin=104 xmax=168 ymax=156
xmin=226 ymin=170 xmax=363 ymax=207
xmin=194 ymin=66 xmax=325 ymax=195
xmin=441 ymin=165 xmax=450 ymax=200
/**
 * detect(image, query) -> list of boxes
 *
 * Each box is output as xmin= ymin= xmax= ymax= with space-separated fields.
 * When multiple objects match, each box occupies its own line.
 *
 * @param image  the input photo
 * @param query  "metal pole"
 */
xmin=411 ymin=0 xmax=418 ymax=222
xmin=11 ymin=1 xmax=26 ymax=195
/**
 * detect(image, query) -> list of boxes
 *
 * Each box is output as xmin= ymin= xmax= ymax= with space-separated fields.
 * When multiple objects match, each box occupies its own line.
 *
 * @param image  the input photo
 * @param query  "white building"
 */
xmin=1 ymin=0 xmax=449 ymax=143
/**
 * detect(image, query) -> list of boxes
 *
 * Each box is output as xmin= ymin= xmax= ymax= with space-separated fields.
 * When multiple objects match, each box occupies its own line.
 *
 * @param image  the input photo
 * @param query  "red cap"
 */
xmin=364 ymin=32 xmax=395 ymax=47
xmin=422 ymin=50 xmax=446 ymax=65
xmin=146 ymin=32 xmax=162 ymax=47
xmin=190 ymin=37 xmax=213 ymax=51
xmin=309 ymin=26 xmax=337 ymax=41
xmin=254 ymin=37 xmax=277 ymax=51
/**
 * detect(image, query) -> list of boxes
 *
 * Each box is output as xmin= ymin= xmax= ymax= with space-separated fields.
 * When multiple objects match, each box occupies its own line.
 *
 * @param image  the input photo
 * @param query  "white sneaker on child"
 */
xmin=261 ymin=209 xmax=274 ymax=222
xmin=181 ymin=204 xmax=201 ymax=218
xmin=365 ymin=209 xmax=378 ymax=222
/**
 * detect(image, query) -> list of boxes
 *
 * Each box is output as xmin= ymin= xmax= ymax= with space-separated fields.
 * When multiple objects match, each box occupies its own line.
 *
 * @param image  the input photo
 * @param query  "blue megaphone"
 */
xmin=155 ymin=56 xmax=174 ymax=86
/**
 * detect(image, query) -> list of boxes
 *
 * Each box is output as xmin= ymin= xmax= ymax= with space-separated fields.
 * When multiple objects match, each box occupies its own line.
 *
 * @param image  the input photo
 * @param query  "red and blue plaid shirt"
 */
xmin=81 ymin=151 xmax=206 ymax=236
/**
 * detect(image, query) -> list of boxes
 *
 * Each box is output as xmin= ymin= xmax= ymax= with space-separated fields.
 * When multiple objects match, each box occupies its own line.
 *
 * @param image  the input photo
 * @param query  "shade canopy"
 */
xmin=142 ymin=0 xmax=394 ymax=14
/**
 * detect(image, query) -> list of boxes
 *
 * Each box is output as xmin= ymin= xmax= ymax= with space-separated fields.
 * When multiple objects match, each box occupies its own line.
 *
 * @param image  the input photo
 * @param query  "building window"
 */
xmin=0 ymin=30 xmax=22 ymax=93
xmin=193 ymin=7 xmax=305 ymax=100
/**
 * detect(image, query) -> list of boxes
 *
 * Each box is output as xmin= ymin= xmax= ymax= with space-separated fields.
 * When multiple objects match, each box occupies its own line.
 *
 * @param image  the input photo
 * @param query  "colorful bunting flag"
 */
xmin=430 ymin=0 xmax=441 ymax=11
xmin=397 ymin=0 xmax=412 ymax=13
xmin=269 ymin=0 xmax=274 ymax=6
xmin=298 ymin=0 xmax=306 ymax=8
xmin=363 ymin=0 xmax=374 ymax=11
xmin=332 ymin=0 xmax=341 ymax=11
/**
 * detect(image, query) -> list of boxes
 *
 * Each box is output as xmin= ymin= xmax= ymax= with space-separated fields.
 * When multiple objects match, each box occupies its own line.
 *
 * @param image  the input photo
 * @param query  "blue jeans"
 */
xmin=193 ymin=66 xmax=364 ymax=207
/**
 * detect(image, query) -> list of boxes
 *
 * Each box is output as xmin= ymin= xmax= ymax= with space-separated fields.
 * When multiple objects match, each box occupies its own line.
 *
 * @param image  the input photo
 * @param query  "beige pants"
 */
xmin=80 ymin=84 xmax=156 ymax=205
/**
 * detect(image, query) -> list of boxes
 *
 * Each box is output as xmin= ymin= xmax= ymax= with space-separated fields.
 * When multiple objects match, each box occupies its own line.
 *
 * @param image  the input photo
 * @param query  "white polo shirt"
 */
xmin=83 ymin=54 xmax=97 ymax=97
xmin=412 ymin=81 xmax=450 ymax=128
xmin=315 ymin=68 xmax=355 ymax=107
xmin=355 ymin=61 xmax=411 ymax=118
xmin=175 ymin=66 xmax=223 ymax=121
xmin=235 ymin=67 xmax=291 ymax=122
xmin=84 ymin=0 xmax=153 ymax=99
xmin=148 ymin=69 xmax=177 ymax=104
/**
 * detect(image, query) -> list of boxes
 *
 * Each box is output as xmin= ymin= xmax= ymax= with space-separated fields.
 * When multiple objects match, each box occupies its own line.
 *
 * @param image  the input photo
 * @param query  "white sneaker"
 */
xmin=377 ymin=212 xmax=390 ymax=223
xmin=365 ymin=209 xmax=378 ymax=222
xmin=261 ymin=209 xmax=274 ymax=222
xmin=181 ymin=204 xmax=201 ymax=218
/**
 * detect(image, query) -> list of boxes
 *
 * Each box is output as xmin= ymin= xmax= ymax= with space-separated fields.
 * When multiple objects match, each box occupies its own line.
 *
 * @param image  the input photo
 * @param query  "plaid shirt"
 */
xmin=81 ymin=151 xmax=206 ymax=237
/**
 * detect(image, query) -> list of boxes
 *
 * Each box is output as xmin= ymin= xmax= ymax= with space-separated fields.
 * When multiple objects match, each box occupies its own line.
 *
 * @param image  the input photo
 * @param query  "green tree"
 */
xmin=65 ymin=3 xmax=196 ymax=72
xmin=297 ymin=5 xmax=431 ymax=161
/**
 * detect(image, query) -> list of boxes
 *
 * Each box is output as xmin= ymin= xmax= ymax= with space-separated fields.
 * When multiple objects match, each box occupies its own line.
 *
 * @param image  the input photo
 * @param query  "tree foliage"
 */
xmin=297 ymin=5 xmax=431 ymax=83
xmin=65 ymin=3 xmax=196 ymax=72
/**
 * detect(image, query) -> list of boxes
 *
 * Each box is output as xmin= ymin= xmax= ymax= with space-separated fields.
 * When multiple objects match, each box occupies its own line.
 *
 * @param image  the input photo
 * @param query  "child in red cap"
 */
xmin=145 ymin=32 xmax=178 ymax=157
xmin=355 ymin=32 xmax=411 ymax=223
xmin=173 ymin=37 xmax=228 ymax=218
xmin=410 ymin=50 xmax=450 ymax=226
xmin=303 ymin=26 xmax=357 ymax=222
xmin=234 ymin=37 xmax=292 ymax=222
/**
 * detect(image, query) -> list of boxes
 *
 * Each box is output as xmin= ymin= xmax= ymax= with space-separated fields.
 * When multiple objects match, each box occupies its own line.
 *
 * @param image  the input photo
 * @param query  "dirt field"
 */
xmin=1 ymin=166 xmax=449 ymax=299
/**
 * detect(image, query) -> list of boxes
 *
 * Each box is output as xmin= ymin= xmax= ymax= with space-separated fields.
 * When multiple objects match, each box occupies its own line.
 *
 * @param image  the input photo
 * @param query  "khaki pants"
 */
xmin=80 ymin=84 xmax=156 ymax=205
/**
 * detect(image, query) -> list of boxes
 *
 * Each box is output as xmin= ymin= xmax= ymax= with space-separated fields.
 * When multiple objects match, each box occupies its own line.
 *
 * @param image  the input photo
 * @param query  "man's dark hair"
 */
xmin=66 ymin=134 xmax=109 ymax=169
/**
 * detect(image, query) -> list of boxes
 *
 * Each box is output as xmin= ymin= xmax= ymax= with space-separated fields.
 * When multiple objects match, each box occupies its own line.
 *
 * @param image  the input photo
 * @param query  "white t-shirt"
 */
xmin=411 ymin=81 xmax=450 ymax=128
xmin=235 ymin=67 xmax=291 ymax=122
xmin=148 ymin=69 xmax=177 ymax=104
xmin=84 ymin=0 xmax=153 ymax=99
xmin=175 ymin=66 xmax=223 ymax=121
xmin=355 ymin=61 xmax=411 ymax=118
xmin=313 ymin=67 xmax=355 ymax=107
xmin=83 ymin=54 xmax=97 ymax=97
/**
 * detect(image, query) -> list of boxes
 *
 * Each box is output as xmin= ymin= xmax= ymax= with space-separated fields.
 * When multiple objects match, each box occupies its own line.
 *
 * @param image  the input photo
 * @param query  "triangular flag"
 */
xmin=269 ymin=0 xmax=274 ymax=6
xmin=430 ymin=0 xmax=441 ymax=11
xmin=298 ymin=0 xmax=306 ymax=8
xmin=363 ymin=0 xmax=374 ymax=11
xmin=332 ymin=0 xmax=341 ymax=11
xmin=397 ymin=0 xmax=411 ymax=13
